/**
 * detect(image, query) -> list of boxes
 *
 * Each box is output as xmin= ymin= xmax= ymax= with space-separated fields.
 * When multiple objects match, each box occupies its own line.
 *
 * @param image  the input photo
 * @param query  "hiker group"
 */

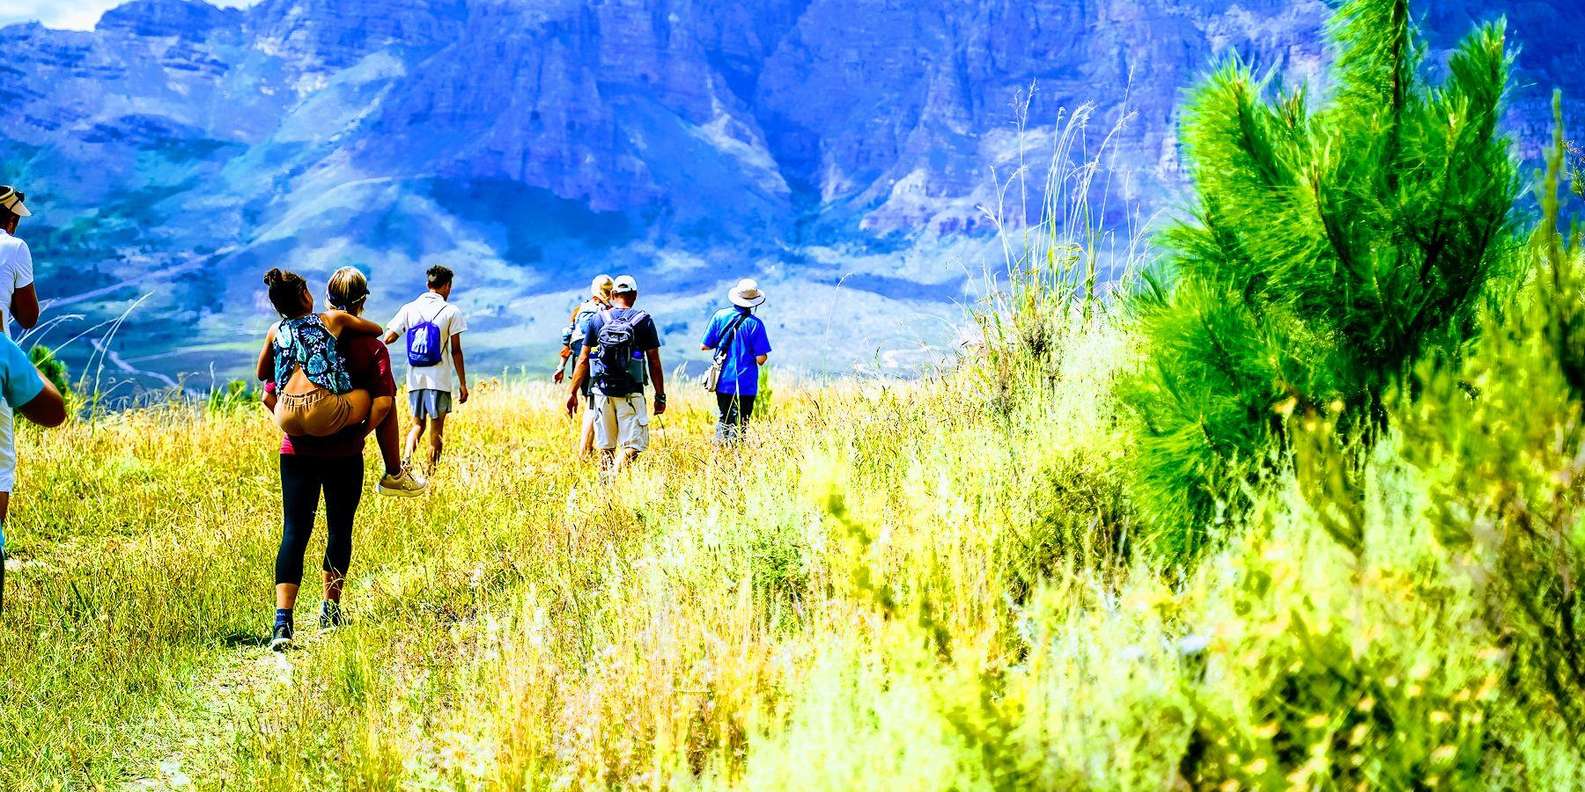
xmin=251 ymin=266 xmax=770 ymax=648
xmin=554 ymin=273 xmax=771 ymax=462
xmin=0 ymin=184 xmax=776 ymax=645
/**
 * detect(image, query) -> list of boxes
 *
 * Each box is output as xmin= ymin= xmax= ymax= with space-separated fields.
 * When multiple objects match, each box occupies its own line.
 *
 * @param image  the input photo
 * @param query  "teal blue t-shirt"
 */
xmin=0 ymin=333 xmax=45 ymax=551
xmin=0 ymin=335 xmax=43 ymax=412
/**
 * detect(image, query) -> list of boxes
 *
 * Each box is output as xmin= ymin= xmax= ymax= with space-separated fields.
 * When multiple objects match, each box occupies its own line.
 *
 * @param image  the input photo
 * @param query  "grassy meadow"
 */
xmin=3 ymin=283 xmax=1585 ymax=789
xmin=2 ymin=359 xmax=1135 ymax=789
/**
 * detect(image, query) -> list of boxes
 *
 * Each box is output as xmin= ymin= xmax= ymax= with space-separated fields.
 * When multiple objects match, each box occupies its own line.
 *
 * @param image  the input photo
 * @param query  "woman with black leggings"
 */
xmin=260 ymin=267 xmax=399 ymax=650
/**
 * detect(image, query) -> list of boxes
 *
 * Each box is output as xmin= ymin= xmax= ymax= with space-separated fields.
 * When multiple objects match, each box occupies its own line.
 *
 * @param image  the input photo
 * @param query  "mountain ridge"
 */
xmin=1 ymin=0 xmax=1579 ymax=387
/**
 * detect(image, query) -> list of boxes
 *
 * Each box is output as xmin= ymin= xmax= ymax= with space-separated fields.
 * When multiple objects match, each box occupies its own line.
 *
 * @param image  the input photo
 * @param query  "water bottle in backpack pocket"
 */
xmin=407 ymin=305 xmax=447 ymax=367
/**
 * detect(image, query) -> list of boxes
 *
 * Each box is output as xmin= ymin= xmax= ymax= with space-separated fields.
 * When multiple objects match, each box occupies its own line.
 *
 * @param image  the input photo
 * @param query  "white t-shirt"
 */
xmin=0 ymin=231 xmax=35 ymax=336
xmin=387 ymin=291 xmax=467 ymax=393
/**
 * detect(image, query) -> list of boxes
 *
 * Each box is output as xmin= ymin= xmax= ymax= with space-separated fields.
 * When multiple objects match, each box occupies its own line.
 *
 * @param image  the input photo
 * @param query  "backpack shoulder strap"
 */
xmin=606 ymin=308 xmax=646 ymax=326
xmin=713 ymin=312 xmax=752 ymax=362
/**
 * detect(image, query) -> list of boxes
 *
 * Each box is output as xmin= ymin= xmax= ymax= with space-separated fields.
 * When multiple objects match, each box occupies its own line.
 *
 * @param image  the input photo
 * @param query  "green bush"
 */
xmin=1393 ymin=97 xmax=1585 ymax=739
xmin=1121 ymin=0 xmax=1520 ymax=562
xmin=1568 ymin=139 xmax=1584 ymax=199
xmin=206 ymin=379 xmax=257 ymax=412
xmin=755 ymin=364 xmax=775 ymax=422
xmin=28 ymin=344 xmax=70 ymax=397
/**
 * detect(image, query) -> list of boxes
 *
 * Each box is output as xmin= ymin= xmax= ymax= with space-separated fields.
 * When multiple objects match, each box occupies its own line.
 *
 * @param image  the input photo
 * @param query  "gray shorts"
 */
xmin=409 ymin=388 xmax=453 ymax=420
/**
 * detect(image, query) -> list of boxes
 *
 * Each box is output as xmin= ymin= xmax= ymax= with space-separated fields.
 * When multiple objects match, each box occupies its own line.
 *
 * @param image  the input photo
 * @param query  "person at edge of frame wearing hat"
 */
xmin=0 ymin=186 xmax=66 ymax=613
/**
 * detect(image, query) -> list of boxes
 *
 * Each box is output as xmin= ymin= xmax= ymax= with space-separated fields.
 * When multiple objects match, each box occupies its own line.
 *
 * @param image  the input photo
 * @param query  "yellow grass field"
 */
xmin=1 ymin=362 xmax=1124 ymax=789
xmin=4 ymin=329 xmax=1584 ymax=789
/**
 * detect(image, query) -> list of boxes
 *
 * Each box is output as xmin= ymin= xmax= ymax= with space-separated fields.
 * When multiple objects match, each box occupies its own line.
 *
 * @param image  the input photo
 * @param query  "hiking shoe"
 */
xmin=378 ymin=466 xmax=428 ymax=497
xmin=268 ymin=621 xmax=293 ymax=652
xmin=319 ymin=600 xmax=348 ymax=630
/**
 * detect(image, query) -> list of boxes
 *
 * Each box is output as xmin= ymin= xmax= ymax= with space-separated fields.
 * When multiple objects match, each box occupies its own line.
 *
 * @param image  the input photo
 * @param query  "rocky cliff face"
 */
xmin=0 ymin=0 xmax=1579 ymax=385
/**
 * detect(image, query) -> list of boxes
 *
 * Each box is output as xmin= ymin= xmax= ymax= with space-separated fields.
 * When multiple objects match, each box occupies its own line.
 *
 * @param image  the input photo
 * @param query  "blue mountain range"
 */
xmin=1 ymin=0 xmax=1580 ymax=389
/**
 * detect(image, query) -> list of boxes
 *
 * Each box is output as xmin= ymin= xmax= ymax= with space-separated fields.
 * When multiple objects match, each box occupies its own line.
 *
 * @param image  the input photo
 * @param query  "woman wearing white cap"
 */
xmin=701 ymin=278 xmax=772 ymax=443
xmin=556 ymin=274 xmax=616 ymax=455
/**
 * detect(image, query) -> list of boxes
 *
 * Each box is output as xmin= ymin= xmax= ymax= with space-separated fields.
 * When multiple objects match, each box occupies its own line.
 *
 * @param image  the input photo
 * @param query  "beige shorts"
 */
xmin=275 ymin=386 xmax=359 ymax=437
xmin=592 ymin=393 xmax=649 ymax=453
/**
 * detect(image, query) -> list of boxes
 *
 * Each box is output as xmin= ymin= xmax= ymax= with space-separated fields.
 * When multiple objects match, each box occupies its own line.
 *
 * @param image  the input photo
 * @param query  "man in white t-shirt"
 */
xmin=382 ymin=265 xmax=468 ymax=474
xmin=0 ymin=186 xmax=42 ymax=523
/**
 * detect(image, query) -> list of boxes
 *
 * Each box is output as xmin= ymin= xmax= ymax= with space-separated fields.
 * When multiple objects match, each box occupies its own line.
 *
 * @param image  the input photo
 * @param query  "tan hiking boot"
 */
xmin=377 ymin=466 xmax=428 ymax=497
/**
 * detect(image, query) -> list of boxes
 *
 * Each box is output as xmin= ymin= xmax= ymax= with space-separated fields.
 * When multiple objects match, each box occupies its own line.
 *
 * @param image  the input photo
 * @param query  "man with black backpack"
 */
xmin=564 ymin=275 xmax=666 ymax=468
xmin=383 ymin=265 xmax=469 ymax=475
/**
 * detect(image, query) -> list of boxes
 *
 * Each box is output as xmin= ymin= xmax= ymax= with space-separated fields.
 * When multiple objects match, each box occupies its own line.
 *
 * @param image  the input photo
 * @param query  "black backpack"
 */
xmin=593 ymin=309 xmax=648 ymax=392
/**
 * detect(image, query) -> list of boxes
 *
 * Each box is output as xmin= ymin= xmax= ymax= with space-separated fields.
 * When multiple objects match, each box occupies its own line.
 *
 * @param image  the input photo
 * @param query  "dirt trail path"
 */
xmin=119 ymin=632 xmax=329 ymax=790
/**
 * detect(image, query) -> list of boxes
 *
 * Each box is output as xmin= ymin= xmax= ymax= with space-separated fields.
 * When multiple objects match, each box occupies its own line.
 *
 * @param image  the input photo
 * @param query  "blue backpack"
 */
xmin=406 ymin=305 xmax=447 ymax=367
xmin=568 ymin=302 xmax=602 ymax=359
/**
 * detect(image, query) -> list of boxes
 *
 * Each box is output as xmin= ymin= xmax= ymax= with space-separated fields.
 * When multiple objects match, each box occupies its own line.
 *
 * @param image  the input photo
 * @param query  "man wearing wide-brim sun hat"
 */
xmin=700 ymin=278 xmax=773 ymax=443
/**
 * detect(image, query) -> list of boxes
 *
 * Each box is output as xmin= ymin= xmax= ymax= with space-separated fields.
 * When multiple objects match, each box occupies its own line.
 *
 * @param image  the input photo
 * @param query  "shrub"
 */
xmin=1393 ymin=96 xmax=1585 ymax=739
xmin=1569 ymin=139 xmax=1584 ymax=199
xmin=967 ymin=101 xmax=1137 ymax=415
xmin=27 ymin=344 xmax=70 ymax=397
xmin=206 ymin=379 xmax=257 ymax=412
xmin=1122 ymin=0 xmax=1520 ymax=562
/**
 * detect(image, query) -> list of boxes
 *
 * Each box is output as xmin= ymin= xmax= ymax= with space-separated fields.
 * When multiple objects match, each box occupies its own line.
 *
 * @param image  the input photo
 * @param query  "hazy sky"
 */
xmin=0 ymin=0 xmax=259 ymax=31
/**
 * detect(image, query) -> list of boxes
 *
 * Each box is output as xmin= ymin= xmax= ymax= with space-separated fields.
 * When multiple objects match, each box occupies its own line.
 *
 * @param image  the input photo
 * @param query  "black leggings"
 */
xmin=276 ymin=453 xmax=363 ymax=587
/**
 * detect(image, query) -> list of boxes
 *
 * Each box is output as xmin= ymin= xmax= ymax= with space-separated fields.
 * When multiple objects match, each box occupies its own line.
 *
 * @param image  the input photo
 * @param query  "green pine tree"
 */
xmin=1121 ymin=0 xmax=1520 ymax=562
